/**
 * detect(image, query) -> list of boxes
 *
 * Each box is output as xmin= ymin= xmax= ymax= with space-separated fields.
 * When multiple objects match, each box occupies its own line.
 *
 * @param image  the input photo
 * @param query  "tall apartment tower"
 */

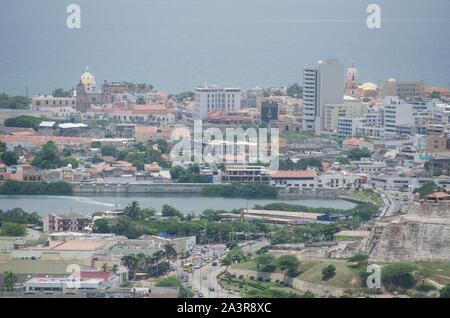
xmin=302 ymin=58 xmax=345 ymax=134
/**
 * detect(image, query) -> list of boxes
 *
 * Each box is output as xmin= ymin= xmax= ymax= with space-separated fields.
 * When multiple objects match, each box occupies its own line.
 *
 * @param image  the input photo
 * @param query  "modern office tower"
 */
xmin=194 ymin=84 xmax=241 ymax=120
xmin=302 ymin=58 xmax=345 ymax=133
xmin=302 ymin=65 xmax=319 ymax=132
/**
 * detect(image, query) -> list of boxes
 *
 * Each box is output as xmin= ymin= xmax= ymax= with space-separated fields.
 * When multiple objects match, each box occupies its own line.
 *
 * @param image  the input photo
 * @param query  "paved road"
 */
xmin=379 ymin=189 xmax=412 ymax=218
xmin=183 ymin=238 xmax=270 ymax=298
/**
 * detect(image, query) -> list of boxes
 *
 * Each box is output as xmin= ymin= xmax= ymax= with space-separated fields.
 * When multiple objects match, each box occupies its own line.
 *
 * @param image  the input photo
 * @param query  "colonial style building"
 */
xmin=75 ymin=67 xmax=113 ymax=112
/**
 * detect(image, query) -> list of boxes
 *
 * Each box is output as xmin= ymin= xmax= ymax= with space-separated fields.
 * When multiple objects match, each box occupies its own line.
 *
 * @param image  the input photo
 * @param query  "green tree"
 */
xmin=322 ymin=264 xmax=336 ymax=280
xmin=92 ymin=218 xmax=111 ymax=233
xmin=101 ymin=263 xmax=111 ymax=272
xmin=414 ymin=268 xmax=432 ymax=286
xmin=0 ymin=93 xmax=30 ymax=109
xmin=111 ymin=264 xmax=119 ymax=274
xmin=429 ymin=91 xmax=440 ymax=99
xmin=163 ymin=243 xmax=177 ymax=260
xmin=136 ymin=96 xmax=145 ymax=104
xmin=382 ymin=263 xmax=417 ymax=289
xmin=348 ymin=147 xmax=372 ymax=161
xmin=0 ymin=141 xmax=6 ymax=153
xmin=440 ymin=284 xmax=450 ymax=298
xmin=161 ymin=204 xmax=184 ymax=220
xmin=101 ymin=145 xmax=119 ymax=157
xmin=255 ymin=253 xmax=275 ymax=270
xmin=62 ymin=156 xmax=79 ymax=169
xmin=413 ymin=182 xmax=440 ymax=199
xmin=153 ymin=249 xmax=165 ymax=277
xmin=91 ymin=141 xmax=102 ymax=148
xmin=4 ymin=115 xmax=50 ymax=129
xmin=0 ymin=222 xmax=26 ymax=236
xmin=52 ymin=88 xmax=72 ymax=97
xmin=124 ymin=201 xmax=140 ymax=219
xmin=121 ymin=254 xmax=139 ymax=279
xmin=1 ymin=151 xmax=19 ymax=166
xmin=276 ymin=254 xmax=300 ymax=276
xmin=3 ymin=271 xmax=17 ymax=291
xmin=32 ymin=141 xmax=63 ymax=169
xmin=286 ymin=83 xmax=303 ymax=98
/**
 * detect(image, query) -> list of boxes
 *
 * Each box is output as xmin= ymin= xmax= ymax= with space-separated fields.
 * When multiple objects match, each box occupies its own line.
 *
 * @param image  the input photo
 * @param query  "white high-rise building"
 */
xmin=383 ymin=96 xmax=415 ymax=138
xmin=194 ymin=84 xmax=241 ymax=120
xmin=302 ymin=58 xmax=344 ymax=133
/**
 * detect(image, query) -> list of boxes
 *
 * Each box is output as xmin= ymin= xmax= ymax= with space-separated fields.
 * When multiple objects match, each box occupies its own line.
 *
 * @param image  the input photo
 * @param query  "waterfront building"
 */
xmin=270 ymin=170 xmax=317 ymax=189
xmin=222 ymin=165 xmax=270 ymax=183
xmin=43 ymin=213 xmax=90 ymax=233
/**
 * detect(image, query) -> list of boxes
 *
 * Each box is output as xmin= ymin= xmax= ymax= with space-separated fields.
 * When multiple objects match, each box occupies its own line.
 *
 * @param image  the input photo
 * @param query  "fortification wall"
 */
xmin=358 ymin=201 xmax=450 ymax=262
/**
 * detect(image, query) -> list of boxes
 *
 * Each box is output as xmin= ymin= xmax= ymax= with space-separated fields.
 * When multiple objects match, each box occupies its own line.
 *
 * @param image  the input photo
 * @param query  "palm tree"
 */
xmin=101 ymin=263 xmax=110 ymax=272
xmin=152 ymin=250 xmax=165 ymax=277
xmin=111 ymin=264 xmax=119 ymax=274
xmin=163 ymin=243 xmax=177 ymax=260
xmin=121 ymin=254 xmax=138 ymax=279
xmin=124 ymin=201 xmax=140 ymax=219
xmin=415 ymin=269 xmax=432 ymax=286
xmin=4 ymin=271 xmax=17 ymax=291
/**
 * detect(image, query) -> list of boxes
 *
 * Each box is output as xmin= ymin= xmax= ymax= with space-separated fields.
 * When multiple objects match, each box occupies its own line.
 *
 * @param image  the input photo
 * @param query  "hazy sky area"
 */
xmin=0 ymin=0 xmax=449 ymax=96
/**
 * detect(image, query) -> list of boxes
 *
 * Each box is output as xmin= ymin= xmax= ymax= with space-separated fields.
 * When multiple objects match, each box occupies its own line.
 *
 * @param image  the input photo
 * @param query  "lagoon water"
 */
xmin=0 ymin=194 xmax=356 ymax=216
xmin=1 ymin=0 xmax=449 ymax=95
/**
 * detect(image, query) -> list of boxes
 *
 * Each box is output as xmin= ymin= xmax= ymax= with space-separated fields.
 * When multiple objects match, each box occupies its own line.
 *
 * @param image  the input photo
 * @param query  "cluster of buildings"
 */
xmin=0 ymin=218 xmax=195 ymax=296
xmin=0 ymin=63 xmax=447 ymax=190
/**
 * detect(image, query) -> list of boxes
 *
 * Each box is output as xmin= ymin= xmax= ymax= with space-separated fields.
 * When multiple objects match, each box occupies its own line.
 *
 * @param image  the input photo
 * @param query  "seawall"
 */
xmin=70 ymin=182 xmax=208 ymax=194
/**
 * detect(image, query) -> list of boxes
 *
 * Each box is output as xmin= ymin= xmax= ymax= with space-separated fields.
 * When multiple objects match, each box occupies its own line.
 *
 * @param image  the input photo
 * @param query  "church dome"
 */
xmin=80 ymin=66 xmax=96 ymax=92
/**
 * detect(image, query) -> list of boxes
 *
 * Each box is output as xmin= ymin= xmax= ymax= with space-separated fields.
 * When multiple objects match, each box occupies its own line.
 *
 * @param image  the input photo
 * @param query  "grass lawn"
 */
xmin=232 ymin=258 xmax=361 ymax=289
xmin=340 ymin=189 xmax=384 ymax=206
xmin=335 ymin=235 xmax=364 ymax=241
xmin=296 ymin=259 xmax=361 ymax=289
xmin=218 ymin=273 xmax=303 ymax=296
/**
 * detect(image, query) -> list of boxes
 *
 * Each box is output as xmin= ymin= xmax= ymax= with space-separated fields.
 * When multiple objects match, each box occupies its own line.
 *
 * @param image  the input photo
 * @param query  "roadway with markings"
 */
xmin=175 ymin=238 xmax=270 ymax=298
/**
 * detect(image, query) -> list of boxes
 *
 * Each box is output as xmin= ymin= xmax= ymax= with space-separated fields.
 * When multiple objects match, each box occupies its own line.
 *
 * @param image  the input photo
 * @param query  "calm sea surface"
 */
xmin=0 ymin=0 xmax=449 ymax=95
xmin=0 ymin=194 xmax=356 ymax=216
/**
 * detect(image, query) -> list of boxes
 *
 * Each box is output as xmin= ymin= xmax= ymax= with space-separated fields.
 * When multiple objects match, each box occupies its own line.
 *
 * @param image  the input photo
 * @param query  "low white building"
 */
xmin=24 ymin=277 xmax=105 ymax=292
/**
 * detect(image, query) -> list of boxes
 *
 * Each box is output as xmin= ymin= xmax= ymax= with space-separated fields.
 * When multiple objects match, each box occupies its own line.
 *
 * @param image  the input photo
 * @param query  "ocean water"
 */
xmin=0 ymin=0 xmax=449 ymax=96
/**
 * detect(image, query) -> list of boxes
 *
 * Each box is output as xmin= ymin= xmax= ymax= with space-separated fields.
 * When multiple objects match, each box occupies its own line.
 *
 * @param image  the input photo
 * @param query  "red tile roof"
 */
xmin=345 ymin=138 xmax=364 ymax=146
